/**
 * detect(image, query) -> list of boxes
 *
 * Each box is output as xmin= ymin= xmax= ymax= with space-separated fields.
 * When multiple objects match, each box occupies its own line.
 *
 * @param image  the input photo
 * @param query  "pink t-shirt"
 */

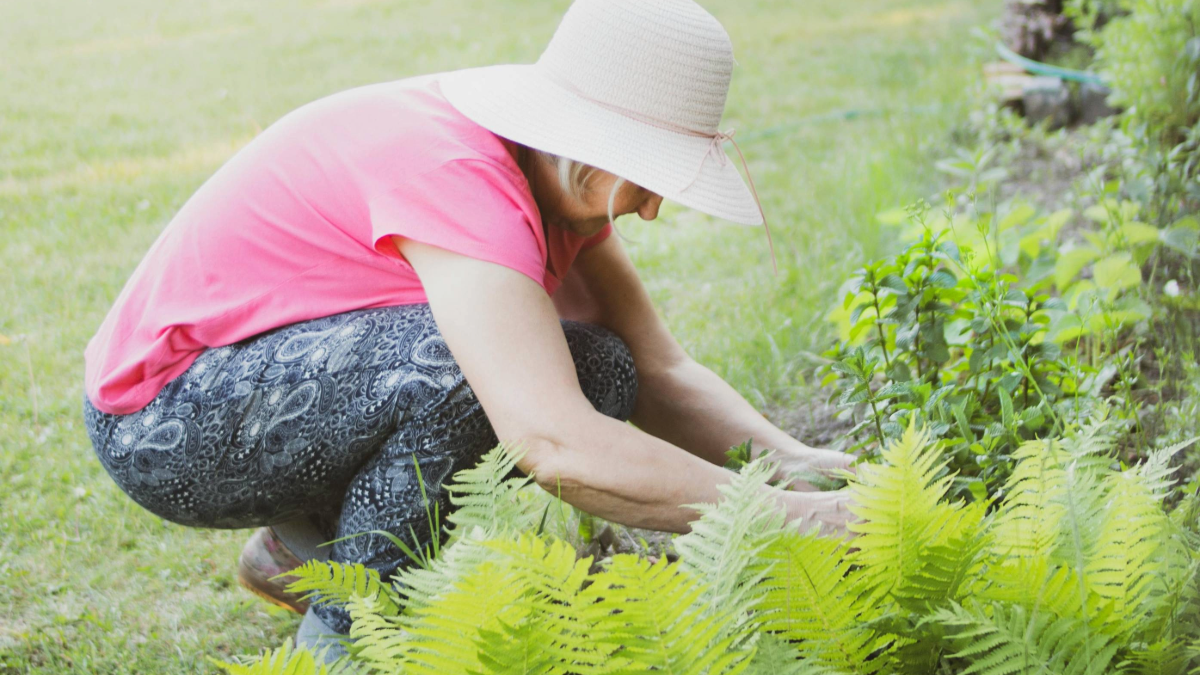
xmin=84 ymin=74 xmax=611 ymax=415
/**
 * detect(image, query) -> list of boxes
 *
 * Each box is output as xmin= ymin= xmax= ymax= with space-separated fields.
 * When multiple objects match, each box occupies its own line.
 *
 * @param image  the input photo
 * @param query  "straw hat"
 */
xmin=439 ymin=0 xmax=766 ymax=227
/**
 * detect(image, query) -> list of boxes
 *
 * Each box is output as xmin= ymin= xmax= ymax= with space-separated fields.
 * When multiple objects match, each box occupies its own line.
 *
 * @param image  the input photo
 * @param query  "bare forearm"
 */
xmin=630 ymin=359 xmax=810 ymax=466
xmin=523 ymin=413 xmax=786 ymax=533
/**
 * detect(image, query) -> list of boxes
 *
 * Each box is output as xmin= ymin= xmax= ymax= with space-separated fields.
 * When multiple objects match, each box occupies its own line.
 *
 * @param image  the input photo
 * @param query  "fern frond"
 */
xmin=984 ymin=436 xmax=1118 ymax=634
xmin=1060 ymin=415 xmax=1123 ymax=473
xmin=1022 ymin=452 xmax=1120 ymax=667
xmin=357 ymin=533 xmax=615 ymax=674
xmin=1136 ymin=535 xmax=1200 ymax=644
xmin=285 ymin=560 xmax=399 ymax=616
xmin=584 ymin=554 xmax=755 ymax=675
xmin=978 ymin=558 xmax=1100 ymax=627
xmin=471 ymin=618 xmax=563 ymax=675
xmin=935 ymin=601 xmax=1121 ymax=675
xmin=210 ymin=641 xmax=360 ymax=675
xmin=390 ymin=528 xmax=497 ymax=614
xmin=389 ymin=553 xmax=534 ymax=674
xmin=848 ymin=424 xmax=949 ymax=592
xmin=445 ymin=443 xmax=544 ymax=541
xmin=346 ymin=592 xmax=409 ymax=672
xmin=1134 ymin=438 xmax=1197 ymax=500
xmin=1087 ymin=469 xmax=1181 ymax=636
xmin=757 ymin=529 xmax=888 ymax=674
xmin=742 ymin=633 xmax=807 ymax=675
xmin=476 ymin=535 xmax=616 ymax=672
xmin=992 ymin=421 xmax=1119 ymax=562
xmin=992 ymin=438 xmax=1069 ymax=561
xmin=1123 ymin=638 xmax=1192 ymax=675
xmin=675 ymin=457 xmax=789 ymax=644
xmin=848 ymin=422 xmax=987 ymax=611
xmin=895 ymin=500 xmax=990 ymax=612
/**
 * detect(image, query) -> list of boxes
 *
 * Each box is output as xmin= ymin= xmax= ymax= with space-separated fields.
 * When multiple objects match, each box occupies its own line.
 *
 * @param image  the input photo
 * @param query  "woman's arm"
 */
xmin=394 ymin=237 xmax=853 ymax=534
xmin=557 ymin=235 xmax=855 ymax=489
xmin=632 ymin=359 xmax=855 ymax=489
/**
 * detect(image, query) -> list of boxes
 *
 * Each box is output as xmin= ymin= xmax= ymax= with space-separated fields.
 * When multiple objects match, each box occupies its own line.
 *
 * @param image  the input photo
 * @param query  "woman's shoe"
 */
xmin=237 ymin=526 xmax=311 ymax=614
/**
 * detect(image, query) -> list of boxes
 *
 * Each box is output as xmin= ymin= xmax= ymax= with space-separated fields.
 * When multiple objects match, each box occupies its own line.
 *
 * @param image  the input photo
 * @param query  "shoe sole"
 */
xmin=237 ymin=555 xmax=309 ymax=614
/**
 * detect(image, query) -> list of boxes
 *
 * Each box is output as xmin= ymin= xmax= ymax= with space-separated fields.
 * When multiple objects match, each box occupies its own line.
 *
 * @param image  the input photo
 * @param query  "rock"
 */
xmin=1023 ymin=76 xmax=1072 ymax=129
xmin=984 ymin=61 xmax=1032 ymax=105
xmin=1078 ymin=82 xmax=1119 ymax=124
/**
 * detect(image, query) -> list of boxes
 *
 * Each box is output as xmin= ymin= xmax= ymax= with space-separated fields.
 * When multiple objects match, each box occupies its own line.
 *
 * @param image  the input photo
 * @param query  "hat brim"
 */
xmin=439 ymin=65 xmax=764 ymax=226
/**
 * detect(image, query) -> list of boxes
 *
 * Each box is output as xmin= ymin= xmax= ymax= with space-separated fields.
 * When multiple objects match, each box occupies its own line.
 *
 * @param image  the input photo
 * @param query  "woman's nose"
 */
xmin=638 ymin=194 xmax=663 ymax=221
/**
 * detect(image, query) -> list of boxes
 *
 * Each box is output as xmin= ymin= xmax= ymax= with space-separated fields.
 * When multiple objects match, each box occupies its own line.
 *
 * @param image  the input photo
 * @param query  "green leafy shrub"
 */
xmin=1067 ymin=0 xmax=1200 ymax=224
xmin=821 ymin=193 xmax=1161 ymax=496
xmin=216 ymin=425 xmax=1200 ymax=674
xmin=1078 ymin=0 xmax=1200 ymax=151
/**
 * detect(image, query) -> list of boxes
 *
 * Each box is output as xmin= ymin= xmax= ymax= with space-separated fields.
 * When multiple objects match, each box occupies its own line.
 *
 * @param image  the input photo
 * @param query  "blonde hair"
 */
xmin=533 ymin=149 xmax=628 ymax=226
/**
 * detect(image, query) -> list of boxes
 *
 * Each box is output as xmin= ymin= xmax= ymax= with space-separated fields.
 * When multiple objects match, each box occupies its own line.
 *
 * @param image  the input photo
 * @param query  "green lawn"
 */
xmin=0 ymin=0 xmax=995 ymax=671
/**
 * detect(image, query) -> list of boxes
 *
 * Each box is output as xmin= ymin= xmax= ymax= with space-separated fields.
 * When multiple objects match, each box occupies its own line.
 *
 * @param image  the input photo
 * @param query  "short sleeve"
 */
xmin=368 ymin=158 xmax=547 ymax=288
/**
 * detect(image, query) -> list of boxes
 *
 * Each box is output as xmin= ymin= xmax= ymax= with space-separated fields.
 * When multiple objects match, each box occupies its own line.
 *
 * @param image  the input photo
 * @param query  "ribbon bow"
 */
xmin=684 ymin=128 xmax=776 ymax=275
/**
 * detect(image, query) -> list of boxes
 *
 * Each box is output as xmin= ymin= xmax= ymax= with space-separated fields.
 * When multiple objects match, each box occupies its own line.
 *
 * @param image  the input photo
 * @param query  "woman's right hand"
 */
xmin=782 ymin=489 xmax=859 ymax=539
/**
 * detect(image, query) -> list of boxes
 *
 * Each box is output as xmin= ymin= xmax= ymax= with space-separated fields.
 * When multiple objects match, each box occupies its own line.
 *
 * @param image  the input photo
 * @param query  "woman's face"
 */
xmin=532 ymin=160 xmax=664 ymax=237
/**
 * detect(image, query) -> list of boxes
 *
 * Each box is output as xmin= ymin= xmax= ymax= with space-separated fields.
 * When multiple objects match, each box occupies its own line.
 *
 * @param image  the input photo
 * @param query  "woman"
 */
xmin=82 ymin=0 xmax=856 ymax=647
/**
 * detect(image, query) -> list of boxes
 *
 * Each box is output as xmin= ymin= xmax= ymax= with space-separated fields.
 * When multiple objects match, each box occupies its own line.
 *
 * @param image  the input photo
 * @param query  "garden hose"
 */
xmin=994 ymin=41 xmax=1106 ymax=86
xmin=733 ymin=42 xmax=1106 ymax=147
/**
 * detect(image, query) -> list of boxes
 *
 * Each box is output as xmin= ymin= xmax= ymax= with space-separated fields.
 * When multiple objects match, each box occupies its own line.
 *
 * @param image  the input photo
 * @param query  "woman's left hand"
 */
xmin=769 ymin=446 xmax=857 ymax=491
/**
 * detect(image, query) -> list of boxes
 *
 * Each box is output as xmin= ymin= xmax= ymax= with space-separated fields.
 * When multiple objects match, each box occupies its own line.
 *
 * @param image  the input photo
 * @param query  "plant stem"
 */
xmin=872 ymin=288 xmax=892 ymax=369
xmin=867 ymin=393 xmax=886 ymax=449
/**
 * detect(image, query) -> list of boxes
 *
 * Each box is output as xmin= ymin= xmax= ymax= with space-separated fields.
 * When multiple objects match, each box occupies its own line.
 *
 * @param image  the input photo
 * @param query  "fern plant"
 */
xmin=217 ymin=427 xmax=1200 ymax=675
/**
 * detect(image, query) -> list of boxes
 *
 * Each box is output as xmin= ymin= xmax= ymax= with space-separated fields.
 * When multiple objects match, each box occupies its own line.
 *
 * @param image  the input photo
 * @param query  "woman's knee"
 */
xmin=560 ymin=321 xmax=638 ymax=421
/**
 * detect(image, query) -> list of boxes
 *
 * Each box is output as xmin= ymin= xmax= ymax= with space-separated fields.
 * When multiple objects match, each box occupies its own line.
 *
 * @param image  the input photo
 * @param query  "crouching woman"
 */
xmin=81 ymin=0 xmax=856 ymax=648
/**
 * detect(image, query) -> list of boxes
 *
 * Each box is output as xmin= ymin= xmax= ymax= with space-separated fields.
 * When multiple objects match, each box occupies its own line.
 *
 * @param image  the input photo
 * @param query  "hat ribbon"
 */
xmin=540 ymin=71 xmax=777 ymax=274
xmin=684 ymin=129 xmax=776 ymax=275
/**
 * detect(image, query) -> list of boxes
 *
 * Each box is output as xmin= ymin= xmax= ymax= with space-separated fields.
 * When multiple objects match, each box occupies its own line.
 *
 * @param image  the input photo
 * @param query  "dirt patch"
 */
xmin=765 ymin=395 xmax=856 ymax=451
xmin=993 ymin=126 xmax=1102 ymax=213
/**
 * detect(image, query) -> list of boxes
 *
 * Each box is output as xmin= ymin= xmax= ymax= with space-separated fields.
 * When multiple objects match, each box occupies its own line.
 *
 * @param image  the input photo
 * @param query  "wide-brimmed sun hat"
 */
xmin=440 ymin=0 xmax=770 ymax=233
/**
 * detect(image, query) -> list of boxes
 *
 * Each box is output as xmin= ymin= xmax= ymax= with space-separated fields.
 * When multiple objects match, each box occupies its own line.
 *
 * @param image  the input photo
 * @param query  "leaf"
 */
xmin=848 ymin=316 xmax=876 ymax=342
xmin=1054 ymin=247 xmax=1100 ymax=290
xmin=953 ymin=401 xmax=974 ymax=444
xmin=1093 ymin=252 xmax=1142 ymax=294
xmin=847 ymin=423 xmax=986 ymax=609
xmin=934 ymin=602 xmax=1120 ymax=675
xmin=999 ymin=202 xmax=1037 ymax=231
xmin=929 ymin=269 xmax=958 ymax=289
xmin=998 ymin=387 xmax=1015 ymax=430
xmin=586 ymin=555 xmax=755 ymax=674
xmin=758 ymin=530 xmax=888 ymax=672
xmin=1019 ymin=231 xmax=1044 ymax=259
xmin=998 ymin=371 xmax=1022 ymax=394
xmin=1161 ymin=219 xmax=1199 ymax=258
xmin=1120 ymin=221 xmax=1161 ymax=245
xmin=284 ymin=561 xmax=399 ymax=616
xmin=379 ymin=535 xmax=615 ymax=675
xmin=445 ymin=444 xmax=542 ymax=541
xmin=875 ymin=381 xmax=913 ymax=402
xmin=1083 ymin=203 xmax=1111 ymax=224
xmin=1040 ymin=208 xmax=1074 ymax=240
xmin=880 ymin=274 xmax=909 ymax=293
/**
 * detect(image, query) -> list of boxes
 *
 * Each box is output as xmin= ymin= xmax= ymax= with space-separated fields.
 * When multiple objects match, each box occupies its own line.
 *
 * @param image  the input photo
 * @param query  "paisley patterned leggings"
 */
xmin=82 ymin=304 xmax=638 ymax=631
